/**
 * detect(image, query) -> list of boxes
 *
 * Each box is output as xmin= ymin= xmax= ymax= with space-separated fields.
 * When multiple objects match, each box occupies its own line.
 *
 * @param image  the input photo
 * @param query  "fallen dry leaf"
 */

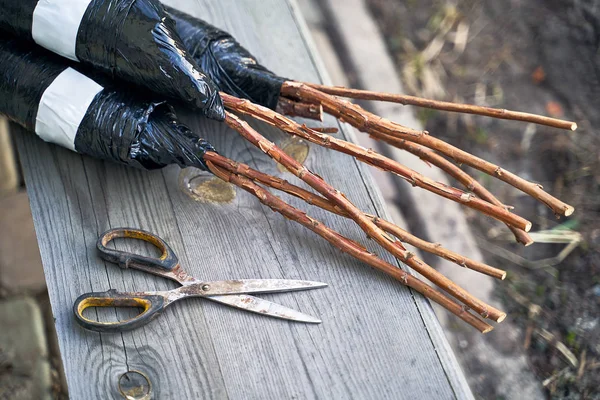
xmin=532 ymin=66 xmax=546 ymax=84
xmin=546 ymin=101 xmax=564 ymax=117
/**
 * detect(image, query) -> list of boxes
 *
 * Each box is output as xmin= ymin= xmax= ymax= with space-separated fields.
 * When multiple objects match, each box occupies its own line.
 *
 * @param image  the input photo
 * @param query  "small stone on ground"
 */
xmin=0 ymin=191 xmax=45 ymax=293
xmin=0 ymin=297 xmax=52 ymax=400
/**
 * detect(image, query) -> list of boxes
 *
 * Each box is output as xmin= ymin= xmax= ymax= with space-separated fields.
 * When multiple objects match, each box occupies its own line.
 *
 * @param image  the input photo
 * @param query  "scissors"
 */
xmin=73 ymin=228 xmax=327 ymax=333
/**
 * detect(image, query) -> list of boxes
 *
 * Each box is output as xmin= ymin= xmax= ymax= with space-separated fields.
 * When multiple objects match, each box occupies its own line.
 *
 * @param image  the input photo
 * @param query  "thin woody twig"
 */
xmin=204 ymin=152 xmax=507 ymax=280
xmin=276 ymin=96 xmax=323 ymax=121
xmin=206 ymin=160 xmax=493 ymax=333
xmin=306 ymin=126 xmax=339 ymax=134
xmin=280 ymin=82 xmax=574 ymax=217
xmin=222 ymin=93 xmax=532 ymax=232
xmin=372 ymin=135 xmax=534 ymax=245
xmin=371 ymin=127 xmax=574 ymax=217
xmin=230 ymin=92 xmax=531 ymax=244
xmin=223 ymin=111 xmax=506 ymax=322
xmin=369 ymin=216 xmax=507 ymax=280
xmin=304 ymin=83 xmax=577 ymax=131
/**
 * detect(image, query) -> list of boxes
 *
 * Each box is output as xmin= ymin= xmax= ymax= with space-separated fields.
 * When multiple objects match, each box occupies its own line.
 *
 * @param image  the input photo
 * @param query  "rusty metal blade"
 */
xmin=204 ymin=294 xmax=322 ymax=323
xmin=198 ymin=279 xmax=327 ymax=296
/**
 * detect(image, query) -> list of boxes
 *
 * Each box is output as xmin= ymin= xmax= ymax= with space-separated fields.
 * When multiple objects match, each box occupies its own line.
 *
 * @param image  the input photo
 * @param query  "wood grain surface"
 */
xmin=13 ymin=0 xmax=472 ymax=398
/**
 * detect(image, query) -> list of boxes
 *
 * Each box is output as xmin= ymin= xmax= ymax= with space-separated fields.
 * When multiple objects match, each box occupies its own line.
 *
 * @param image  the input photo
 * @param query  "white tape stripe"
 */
xmin=35 ymin=68 xmax=104 ymax=151
xmin=32 ymin=0 xmax=93 ymax=61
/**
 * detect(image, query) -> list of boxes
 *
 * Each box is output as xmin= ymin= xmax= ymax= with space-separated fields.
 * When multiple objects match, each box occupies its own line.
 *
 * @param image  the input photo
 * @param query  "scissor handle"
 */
xmin=73 ymin=289 xmax=167 ymax=333
xmin=97 ymin=228 xmax=178 ymax=271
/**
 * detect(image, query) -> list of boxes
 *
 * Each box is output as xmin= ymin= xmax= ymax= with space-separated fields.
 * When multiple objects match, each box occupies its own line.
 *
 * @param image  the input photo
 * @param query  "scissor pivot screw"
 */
xmin=202 ymin=284 xmax=210 ymax=291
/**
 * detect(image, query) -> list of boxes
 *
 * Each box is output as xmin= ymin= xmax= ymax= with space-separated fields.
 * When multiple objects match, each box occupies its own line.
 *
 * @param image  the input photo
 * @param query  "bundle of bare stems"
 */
xmin=184 ymin=89 xmax=576 ymax=334
xmin=0 ymin=1 xmax=576 ymax=334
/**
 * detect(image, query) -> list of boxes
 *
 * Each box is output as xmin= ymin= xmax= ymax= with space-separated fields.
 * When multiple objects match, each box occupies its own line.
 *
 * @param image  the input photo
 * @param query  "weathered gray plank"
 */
xmin=14 ymin=0 xmax=471 ymax=398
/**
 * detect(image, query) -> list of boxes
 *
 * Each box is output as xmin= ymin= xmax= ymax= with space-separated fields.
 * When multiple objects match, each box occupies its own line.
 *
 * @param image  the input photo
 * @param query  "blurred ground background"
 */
xmin=1 ymin=0 xmax=599 ymax=399
xmin=363 ymin=0 xmax=599 ymax=398
xmin=0 ymin=120 xmax=67 ymax=399
xmin=0 ymin=118 xmax=68 ymax=399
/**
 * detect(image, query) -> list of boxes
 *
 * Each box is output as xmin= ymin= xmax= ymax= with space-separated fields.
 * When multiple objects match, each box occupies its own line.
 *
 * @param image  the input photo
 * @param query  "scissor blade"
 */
xmin=201 ymin=279 xmax=327 ymax=296
xmin=205 ymin=294 xmax=322 ymax=323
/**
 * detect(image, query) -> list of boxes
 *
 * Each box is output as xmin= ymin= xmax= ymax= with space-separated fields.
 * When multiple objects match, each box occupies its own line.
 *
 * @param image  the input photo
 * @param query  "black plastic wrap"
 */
xmin=77 ymin=92 xmax=216 ymax=170
xmin=0 ymin=0 xmax=225 ymax=120
xmin=165 ymin=6 xmax=286 ymax=111
xmin=0 ymin=38 xmax=215 ymax=171
xmin=0 ymin=0 xmax=36 ymax=38
xmin=0 ymin=37 xmax=64 ymax=130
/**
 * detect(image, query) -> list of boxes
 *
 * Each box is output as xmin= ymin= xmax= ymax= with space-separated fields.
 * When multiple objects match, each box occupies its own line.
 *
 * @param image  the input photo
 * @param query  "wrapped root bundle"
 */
xmin=0 ymin=0 xmax=224 ymax=119
xmin=0 ymin=38 xmax=214 ymax=170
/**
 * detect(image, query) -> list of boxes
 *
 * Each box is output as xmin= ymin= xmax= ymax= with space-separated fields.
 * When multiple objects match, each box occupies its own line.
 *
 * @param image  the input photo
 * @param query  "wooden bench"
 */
xmin=14 ymin=0 xmax=473 ymax=397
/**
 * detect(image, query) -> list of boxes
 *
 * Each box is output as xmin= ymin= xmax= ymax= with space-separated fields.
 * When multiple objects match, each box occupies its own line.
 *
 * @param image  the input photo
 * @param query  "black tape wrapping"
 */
xmin=0 ymin=36 xmax=64 ymax=131
xmin=0 ymin=0 xmax=224 ymax=120
xmin=77 ymin=0 xmax=224 ymax=120
xmin=0 ymin=0 xmax=37 ymax=38
xmin=0 ymin=38 xmax=215 ymax=171
xmin=77 ymin=93 xmax=216 ymax=170
xmin=165 ymin=6 xmax=286 ymax=111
